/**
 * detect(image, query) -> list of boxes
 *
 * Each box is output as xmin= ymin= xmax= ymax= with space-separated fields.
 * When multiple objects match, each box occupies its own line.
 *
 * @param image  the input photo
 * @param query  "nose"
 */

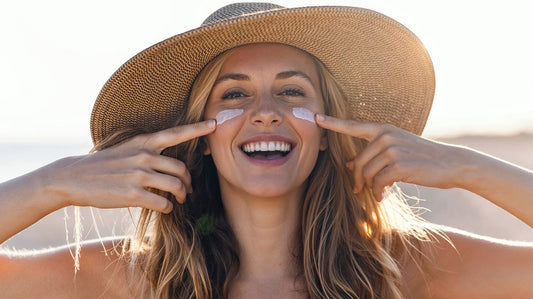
xmin=250 ymin=93 xmax=282 ymax=126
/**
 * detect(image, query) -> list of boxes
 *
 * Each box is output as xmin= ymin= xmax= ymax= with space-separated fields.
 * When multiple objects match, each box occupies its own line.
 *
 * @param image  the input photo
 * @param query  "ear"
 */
xmin=319 ymin=132 xmax=328 ymax=151
xmin=203 ymin=138 xmax=211 ymax=155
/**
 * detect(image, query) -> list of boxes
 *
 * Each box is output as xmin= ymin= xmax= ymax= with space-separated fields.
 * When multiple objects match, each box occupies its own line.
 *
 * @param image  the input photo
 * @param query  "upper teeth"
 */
xmin=242 ymin=141 xmax=292 ymax=153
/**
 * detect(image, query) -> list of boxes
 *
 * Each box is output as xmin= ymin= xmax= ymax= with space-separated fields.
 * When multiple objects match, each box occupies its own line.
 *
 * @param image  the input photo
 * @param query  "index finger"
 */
xmin=147 ymin=119 xmax=216 ymax=151
xmin=315 ymin=114 xmax=380 ymax=141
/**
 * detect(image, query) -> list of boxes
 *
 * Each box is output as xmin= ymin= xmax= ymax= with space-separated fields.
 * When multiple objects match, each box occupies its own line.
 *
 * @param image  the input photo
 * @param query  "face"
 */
xmin=204 ymin=43 xmax=327 ymax=199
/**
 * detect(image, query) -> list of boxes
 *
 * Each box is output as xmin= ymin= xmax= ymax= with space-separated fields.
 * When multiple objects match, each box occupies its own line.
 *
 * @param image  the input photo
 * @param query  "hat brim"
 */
xmin=90 ymin=6 xmax=435 ymax=145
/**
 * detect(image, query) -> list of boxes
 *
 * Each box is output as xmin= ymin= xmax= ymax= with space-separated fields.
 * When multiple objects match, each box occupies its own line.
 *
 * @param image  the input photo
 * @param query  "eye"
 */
xmin=222 ymin=90 xmax=249 ymax=100
xmin=279 ymin=88 xmax=305 ymax=97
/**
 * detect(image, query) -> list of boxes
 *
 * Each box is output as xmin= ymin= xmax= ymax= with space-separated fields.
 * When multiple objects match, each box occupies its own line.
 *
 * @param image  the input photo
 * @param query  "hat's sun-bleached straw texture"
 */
xmin=90 ymin=3 xmax=435 ymax=145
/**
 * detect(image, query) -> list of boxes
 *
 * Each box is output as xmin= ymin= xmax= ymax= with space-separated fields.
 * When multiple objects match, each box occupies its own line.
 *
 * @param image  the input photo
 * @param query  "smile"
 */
xmin=241 ymin=140 xmax=293 ymax=160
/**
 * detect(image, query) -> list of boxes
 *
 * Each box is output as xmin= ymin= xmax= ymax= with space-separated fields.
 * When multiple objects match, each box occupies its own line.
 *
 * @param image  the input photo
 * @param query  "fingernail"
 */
xmin=380 ymin=191 xmax=386 ymax=201
xmin=346 ymin=160 xmax=354 ymax=170
xmin=315 ymin=114 xmax=325 ymax=122
xmin=207 ymin=119 xmax=216 ymax=129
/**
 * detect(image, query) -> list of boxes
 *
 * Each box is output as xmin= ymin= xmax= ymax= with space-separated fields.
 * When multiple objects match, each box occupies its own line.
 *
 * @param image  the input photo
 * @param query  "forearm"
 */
xmin=0 ymin=166 xmax=66 ymax=244
xmin=455 ymin=147 xmax=533 ymax=227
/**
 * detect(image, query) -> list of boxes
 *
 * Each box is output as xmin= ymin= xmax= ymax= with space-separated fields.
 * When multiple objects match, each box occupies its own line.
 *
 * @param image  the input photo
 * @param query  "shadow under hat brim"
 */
xmin=90 ymin=6 xmax=435 ymax=145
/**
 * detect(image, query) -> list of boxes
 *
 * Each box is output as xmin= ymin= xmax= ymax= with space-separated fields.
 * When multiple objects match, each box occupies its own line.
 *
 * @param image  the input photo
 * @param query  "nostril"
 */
xmin=251 ymin=109 xmax=282 ymax=126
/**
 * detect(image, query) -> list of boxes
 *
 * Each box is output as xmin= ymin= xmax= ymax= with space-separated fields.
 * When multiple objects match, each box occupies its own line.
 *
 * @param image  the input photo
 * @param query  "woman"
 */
xmin=1 ymin=3 xmax=532 ymax=298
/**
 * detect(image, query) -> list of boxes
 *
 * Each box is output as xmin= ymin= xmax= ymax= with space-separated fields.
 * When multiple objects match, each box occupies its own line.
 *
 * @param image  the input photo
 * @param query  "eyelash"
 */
xmin=221 ymin=88 xmax=305 ymax=100
xmin=222 ymin=90 xmax=249 ymax=100
xmin=279 ymin=88 xmax=305 ymax=97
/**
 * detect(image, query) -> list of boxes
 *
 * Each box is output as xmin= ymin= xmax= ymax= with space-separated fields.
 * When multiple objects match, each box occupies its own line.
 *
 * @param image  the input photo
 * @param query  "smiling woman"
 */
xmin=203 ymin=44 xmax=327 ymax=197
xmin=1 ymin=2 xmax=533 ymax=299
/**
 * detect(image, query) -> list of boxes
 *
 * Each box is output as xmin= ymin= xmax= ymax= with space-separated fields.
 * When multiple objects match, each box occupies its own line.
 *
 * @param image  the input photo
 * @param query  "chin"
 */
xmin=237 ymin=178 xmax=305 ymax=199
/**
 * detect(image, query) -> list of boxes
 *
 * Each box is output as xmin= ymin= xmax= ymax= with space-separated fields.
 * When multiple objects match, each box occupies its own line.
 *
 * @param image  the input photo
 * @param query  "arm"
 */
xmin=0 ymin=166 xmax=66 ymax=244
xmin=0 ymin=239 xmax=139 ymax=298
xmin=453 ymin=148 xmax=533 ymax=226
xmin=315 ymin=114 xmax=533 ymax=297
xmin=406 ymin=227 xmax=533 ymax=299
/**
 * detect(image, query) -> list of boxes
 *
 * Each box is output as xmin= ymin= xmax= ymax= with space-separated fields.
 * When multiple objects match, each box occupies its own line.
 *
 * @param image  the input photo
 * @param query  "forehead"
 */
xmin=219 ymin=43 xmax=318 ymax=77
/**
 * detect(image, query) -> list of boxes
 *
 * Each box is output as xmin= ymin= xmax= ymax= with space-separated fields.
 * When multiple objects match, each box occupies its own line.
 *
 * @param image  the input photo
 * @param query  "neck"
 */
xmin=221 ymin=184 xmax=304 ymax=281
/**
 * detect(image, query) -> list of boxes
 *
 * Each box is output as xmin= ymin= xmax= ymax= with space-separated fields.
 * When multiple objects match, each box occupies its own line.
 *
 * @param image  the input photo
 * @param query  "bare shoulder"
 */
xmin=0 ymin=237 xmax=147 ymax=298
xmin=400 ymin=225 xmax=533 ymax=299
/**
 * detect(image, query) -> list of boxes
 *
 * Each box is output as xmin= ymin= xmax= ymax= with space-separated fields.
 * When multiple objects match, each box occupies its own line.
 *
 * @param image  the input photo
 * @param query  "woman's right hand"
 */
xmin=42 ymin=120 xmax=216 ymax=214
xmin=0 ymin=121 xmax=215 ymax=294
xmin=0 ymin=120 xmax=214 ymax=244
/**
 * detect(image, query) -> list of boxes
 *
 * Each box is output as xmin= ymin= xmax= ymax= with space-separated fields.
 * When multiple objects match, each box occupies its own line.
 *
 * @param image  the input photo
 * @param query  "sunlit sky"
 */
xmin=0 ymin=0 xmax=531 ymax=146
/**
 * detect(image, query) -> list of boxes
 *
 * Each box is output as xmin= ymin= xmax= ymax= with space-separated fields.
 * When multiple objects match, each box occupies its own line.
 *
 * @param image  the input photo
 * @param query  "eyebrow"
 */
xmin=275 ymin=70 xmax=313 ymax=84
xmin=214 ymin=73 xmax=250 ymax=85
xmin=213 ymin=70 xmax=314 ymax=86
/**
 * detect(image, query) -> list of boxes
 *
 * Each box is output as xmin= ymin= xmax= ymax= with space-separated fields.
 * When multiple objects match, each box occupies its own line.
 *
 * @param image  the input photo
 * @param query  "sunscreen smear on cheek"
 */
xmin=292 ymin=107 xmax=315 ymax=124
xmin=215 ymin=109 xmax=244 ymax=125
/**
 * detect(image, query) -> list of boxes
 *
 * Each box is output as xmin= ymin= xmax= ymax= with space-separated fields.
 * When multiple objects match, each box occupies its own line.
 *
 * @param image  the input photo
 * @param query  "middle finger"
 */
xmin=130 ymin=152 xmax=192 ymax=193
xmin=352 ymin=133 xmax=397 ymax=192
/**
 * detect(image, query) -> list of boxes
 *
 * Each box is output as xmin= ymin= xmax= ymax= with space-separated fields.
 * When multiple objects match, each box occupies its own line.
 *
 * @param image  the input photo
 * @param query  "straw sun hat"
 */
xmin=90 ymin=2 xmax=435 ymax=145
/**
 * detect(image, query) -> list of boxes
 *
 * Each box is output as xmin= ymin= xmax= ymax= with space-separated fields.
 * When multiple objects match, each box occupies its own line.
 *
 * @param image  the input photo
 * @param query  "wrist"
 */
xmin=448 ymin=145 xmax=483 ymax=190
xmin=35 ymin=161 xmax=73 ymax=211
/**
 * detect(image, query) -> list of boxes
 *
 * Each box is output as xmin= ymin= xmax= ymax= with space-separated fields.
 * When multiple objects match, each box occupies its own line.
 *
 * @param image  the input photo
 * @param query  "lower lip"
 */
xmin=240 ymin=148 xmax=295 ymax=166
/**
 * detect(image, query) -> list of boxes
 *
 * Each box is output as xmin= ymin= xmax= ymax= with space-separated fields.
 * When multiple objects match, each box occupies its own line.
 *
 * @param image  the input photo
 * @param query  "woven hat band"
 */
xmin=202 ymin=3 xmax=284 ymax=25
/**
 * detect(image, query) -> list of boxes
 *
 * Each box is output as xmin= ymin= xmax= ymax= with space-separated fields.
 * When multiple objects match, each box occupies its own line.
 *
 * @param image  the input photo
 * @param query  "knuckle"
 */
xmin=390 ymin=161 xmax=406 ymax=174
xmin=125 ymin=187 xmax=143 ymax=201
xmin=379 ymin=131 xmax=397 ymax=144
xmin=151 ymin=196 xmax=169 ymax=212
xmin=374 ymin=172 xmax=393 ymax=190
xmin=380 ymin=123 xmax=397 ymax=133
xmin=374 ymin=133 xmax=390 ymax=147
xmin=362 ymin=166 xmax=373 ymax=182
xmin=160 ymin=201 xmax=172 ymax=213
xmin=129 ymin=168 xmax=149 ymax=183
xmin=172 ymin=159 xmax=187 ymax=173
xmin=164 ymin=126 xmax=186 ymax=140
xmin=353 ymin=155 xmax=364 ymax=166
xmin=372 ymin=179 xmax=384 ymax=192
xmin=172 ymin=180 xmax=185 ymax=194
xmin=130 ymin=133 xmax=149 ymax=145
xmin=376 ymin=132 xmax=404 ymax=150
xmin=385 ymin=145 xmax=401 ymax=160
xmin=134 ymin=150 xmax=153 ymax=164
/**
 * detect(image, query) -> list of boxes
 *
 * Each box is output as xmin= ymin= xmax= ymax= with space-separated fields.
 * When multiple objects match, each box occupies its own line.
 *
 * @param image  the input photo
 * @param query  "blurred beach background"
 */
xmin=1 ymin=0 xmax=532 ymax=250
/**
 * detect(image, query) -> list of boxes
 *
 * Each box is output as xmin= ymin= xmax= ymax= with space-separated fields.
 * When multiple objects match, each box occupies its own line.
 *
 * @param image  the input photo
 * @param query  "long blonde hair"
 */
xmin=94 ymin=45 xmax=433 ymax=298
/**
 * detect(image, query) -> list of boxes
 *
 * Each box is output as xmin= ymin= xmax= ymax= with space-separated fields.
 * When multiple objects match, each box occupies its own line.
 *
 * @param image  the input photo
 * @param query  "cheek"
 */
xmin=292 ymin=107 xmax=316 ymax=124
xmin=287 ymin=106 xmax=327 ymax=151
xmin=215 ymin=109 xmax=244 ymax=125
xmin=205 ymin=130 xmax=227 ymax=156
xmin=204 ymin=110 xmax=244 ymax=155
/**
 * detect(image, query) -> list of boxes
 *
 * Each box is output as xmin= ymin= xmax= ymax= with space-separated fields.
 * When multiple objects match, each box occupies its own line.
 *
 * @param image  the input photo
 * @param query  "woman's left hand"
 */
xmin=315 ymin=114 xmax=475 ymax=201
xmin=316 ymin=113 xmax=533 ymax=227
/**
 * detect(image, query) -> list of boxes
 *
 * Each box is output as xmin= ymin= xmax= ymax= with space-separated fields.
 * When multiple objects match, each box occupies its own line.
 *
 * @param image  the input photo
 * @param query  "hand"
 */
xmin=316 ymin=114 xmax=466 ymax=201
xmin=42 ymin=120 xmax=216 ymax=213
